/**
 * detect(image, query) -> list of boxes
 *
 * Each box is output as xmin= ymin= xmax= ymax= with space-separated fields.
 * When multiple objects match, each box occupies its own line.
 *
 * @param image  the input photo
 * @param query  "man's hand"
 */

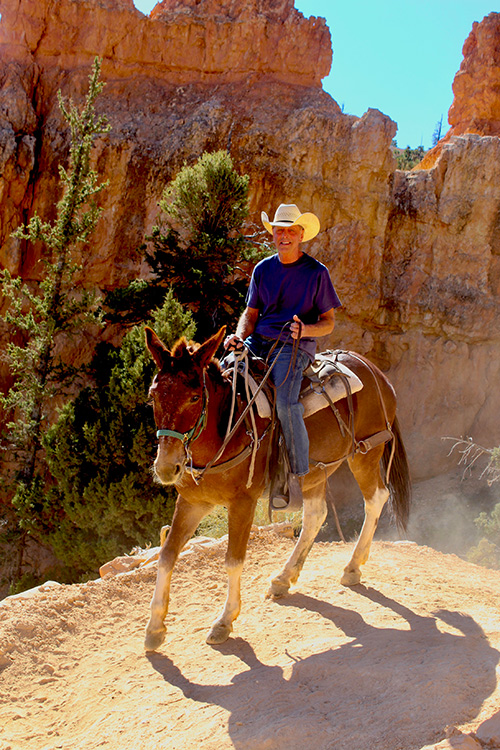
xmin=224 ymin=334 xmax=245 ymax=351
xmin=290 ymin=315 xmax=303 ymax=340
xmin=290 ymin=309 xmax=335 ymax=340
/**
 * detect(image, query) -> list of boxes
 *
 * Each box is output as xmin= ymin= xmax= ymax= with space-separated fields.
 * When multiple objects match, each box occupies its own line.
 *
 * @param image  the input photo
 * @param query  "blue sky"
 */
xmin=133 ymin=1 xmax=496 ymax=149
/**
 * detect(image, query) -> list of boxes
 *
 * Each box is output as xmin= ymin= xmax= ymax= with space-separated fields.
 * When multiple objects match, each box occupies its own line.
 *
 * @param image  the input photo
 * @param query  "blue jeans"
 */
xmin=247 ymin=336 xmax=310 ymax=476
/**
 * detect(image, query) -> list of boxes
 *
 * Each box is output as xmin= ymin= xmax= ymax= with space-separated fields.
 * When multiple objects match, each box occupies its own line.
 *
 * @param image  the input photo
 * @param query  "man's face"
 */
xmin=272 ymin=224 xmax=304 ymax=257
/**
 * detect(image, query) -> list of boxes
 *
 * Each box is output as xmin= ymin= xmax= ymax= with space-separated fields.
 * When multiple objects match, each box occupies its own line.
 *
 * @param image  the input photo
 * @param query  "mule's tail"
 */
xmin=382 ymin=415 xmax=412 ymax=532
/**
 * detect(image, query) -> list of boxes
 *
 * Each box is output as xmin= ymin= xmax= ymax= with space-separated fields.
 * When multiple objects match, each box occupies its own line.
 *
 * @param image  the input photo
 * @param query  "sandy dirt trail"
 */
xmin=1 ymin=530 xmax=500 ymax=750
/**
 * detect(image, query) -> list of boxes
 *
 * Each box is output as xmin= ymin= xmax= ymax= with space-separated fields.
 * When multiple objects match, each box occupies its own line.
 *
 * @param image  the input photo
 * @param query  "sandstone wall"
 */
xmin=378 ymin=135 xmax=500 ymax=477
xmin=449 ymin=12 xmax=500 ymax=139
xmin=0 ymin=0 xmax=499 ymax=485
xmin=0 ymin=0 xmax=330 ymax=86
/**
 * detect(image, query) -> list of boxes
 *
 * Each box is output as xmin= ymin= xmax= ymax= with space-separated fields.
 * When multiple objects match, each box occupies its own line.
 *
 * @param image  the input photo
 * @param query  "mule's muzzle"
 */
xmin=153 ymin=443 xmax=186 ymax=485
xmin=153 ymin=457 xmax=185 ymax=485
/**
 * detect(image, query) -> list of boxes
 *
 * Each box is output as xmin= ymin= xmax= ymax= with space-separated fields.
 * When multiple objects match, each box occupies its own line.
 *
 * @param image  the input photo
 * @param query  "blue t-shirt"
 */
xmin=246 ymin=253 xmax=341 ymax=360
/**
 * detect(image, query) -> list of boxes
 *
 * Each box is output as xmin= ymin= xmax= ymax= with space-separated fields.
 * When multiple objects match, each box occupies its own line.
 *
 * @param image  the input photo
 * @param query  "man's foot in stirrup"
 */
xmin=269 ymin=474 xmax=303 ymax=512
xmin=270 ymin=493 xmax=289 ymax=510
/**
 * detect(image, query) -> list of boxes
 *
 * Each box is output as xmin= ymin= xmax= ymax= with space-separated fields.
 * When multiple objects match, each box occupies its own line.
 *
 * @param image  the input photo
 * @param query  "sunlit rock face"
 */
xmin=379 ymin=134 xmax=500 ymax=477
xmin=419 ymin=11 xmax=500 ymax=169
xmin=0 ymin=0 xmax=499 ymax=481
xmin=386 ymin=11 xmax=500 ymax=476
xmin=0 ymin=0 xmax=331 ymax=86
xmin=449 ymin=12 xmax=500 ymax=138
xmin=0 ymin=0 xmax=334 ymax=279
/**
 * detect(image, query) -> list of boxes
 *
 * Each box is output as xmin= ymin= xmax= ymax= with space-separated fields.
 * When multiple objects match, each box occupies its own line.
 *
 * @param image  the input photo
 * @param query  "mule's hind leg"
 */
xmin=267 ymin=475 xmax=327 ymax=598
xmin=145 ymin=496 xmax=211 ymax=651
xmin=206 ymin=495 xmax=257 ymax=645
xmin=341 ymin=446 xmax=389 ymax=586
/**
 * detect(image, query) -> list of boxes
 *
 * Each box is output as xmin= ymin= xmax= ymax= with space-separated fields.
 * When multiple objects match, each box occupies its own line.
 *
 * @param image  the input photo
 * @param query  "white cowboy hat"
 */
xmin=261 ymin=203 xmax=320 ymax=243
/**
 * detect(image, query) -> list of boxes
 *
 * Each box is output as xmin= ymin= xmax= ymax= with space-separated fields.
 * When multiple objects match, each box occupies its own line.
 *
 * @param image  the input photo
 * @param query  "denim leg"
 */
xmin=267 ymin=345 xmax=310 ymax=476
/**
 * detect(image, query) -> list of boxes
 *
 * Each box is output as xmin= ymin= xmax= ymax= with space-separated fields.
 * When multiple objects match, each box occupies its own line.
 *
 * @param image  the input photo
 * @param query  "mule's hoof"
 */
xmin=340 ymin=569 xmax=361 ymax=586
xmin=144 ymin=626 xmax=166 ymax=652
xmin=206 ymin=621 xmax=232 ymax=645
xmin=266 ymin=577 xmax=290 ymax=598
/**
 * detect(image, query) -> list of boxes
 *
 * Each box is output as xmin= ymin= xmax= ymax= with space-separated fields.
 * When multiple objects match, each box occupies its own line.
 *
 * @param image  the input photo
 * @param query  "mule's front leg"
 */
xmin=145 ymin=496 xmax=211 ymax=651
xmin=206 ymin=559 xmax=244 ymax=645
xmin=267 ymin=481 xmax=327 ymax=598
xmin=206 ymin=496 xmax=256 ymax=645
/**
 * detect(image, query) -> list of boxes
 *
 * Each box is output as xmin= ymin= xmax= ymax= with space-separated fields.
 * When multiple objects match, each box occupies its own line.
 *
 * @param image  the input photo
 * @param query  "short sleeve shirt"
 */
xmin=246 ymin=252 xmax=341 ymax=360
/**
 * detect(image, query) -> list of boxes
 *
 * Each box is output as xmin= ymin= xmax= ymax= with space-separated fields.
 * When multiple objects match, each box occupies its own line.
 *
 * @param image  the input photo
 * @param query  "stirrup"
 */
xmin=269 ymin=473 xmax=303 ymax=512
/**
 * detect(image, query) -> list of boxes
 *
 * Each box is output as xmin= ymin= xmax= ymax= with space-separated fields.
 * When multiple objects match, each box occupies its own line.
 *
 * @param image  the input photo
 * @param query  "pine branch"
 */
xmin=0 ymin=57 xmax=110 ymax=544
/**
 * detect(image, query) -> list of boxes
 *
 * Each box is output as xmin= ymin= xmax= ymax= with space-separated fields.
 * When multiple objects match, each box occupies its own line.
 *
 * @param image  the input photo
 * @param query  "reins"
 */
xmin=262 ymin=322 xmax=302 ymax=388
xmin=154 ymin=323 xmax=298 ymax=487
xmin=197 ymin=337 xmax=290 ymax=483
xmin=154 ymin=329 xmax=396 ymax=489
xmin=201 ymin=322 xmax=300 ymax=483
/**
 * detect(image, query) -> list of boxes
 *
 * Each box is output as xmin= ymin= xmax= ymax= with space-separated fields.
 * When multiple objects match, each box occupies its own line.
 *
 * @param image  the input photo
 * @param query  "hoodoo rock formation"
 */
xmin=419 ymin=11 xmax=500 ymax=168
xmin=0 ymin=0 xmax=499 ymax=494
xmin=449 ymin=12 xmax=500 ymax=138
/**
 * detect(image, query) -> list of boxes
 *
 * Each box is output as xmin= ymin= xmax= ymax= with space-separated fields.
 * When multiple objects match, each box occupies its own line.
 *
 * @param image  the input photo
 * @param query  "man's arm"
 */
xmin=224 ymin=306 xmax=259 ymax=350
xmin=290 ymin=308 xmax=335 ymax=340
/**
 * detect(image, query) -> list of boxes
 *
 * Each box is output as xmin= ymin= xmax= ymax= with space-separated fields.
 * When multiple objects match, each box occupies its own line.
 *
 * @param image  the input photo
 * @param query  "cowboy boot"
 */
xmin=269 ymin=473 xmax=303 ymax=512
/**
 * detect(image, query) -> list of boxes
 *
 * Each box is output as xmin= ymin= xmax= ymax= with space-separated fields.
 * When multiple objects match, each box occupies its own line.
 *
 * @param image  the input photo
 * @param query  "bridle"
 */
xmin=153 ymin=325 xmax=297 ymax=483
xmin=156 ymin=370 xmax=208 ymax=449
xmin=153 ymin=353 xmax=271 ymax=485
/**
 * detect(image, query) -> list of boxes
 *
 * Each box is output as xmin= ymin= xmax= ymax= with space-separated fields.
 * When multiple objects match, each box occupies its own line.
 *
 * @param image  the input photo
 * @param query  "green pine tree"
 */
xmin=432 ymin=115 xmax=444 ymax=147
xmin=105 ymin=150 xmax=271 ymax=338
xmin=0 ymin=58 xmax=109 ymax=583
xmin=44 ymin=291 xmax=195 ymax=575
xmin=396 ymin=145 xmax=426 ymax=170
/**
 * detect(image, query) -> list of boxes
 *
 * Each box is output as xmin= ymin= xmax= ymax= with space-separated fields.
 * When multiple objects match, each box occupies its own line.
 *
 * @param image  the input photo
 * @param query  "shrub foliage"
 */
xmin=105 ymin=150 xmax=269 ymax=338
xmin=0 ymin=59 xmax=109 ymax=582
xmin=1 ymin=72 xmax=266 ymax=588
xmin=44 ymin=293 xmax=194 ymax=574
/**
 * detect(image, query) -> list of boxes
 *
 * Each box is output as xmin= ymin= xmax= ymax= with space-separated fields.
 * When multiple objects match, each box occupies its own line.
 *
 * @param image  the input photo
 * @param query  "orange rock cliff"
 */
xmin=0 ymin=0 xmax=499 ymax=490
xmin=419 ymin=11 xmax=500 ymax=168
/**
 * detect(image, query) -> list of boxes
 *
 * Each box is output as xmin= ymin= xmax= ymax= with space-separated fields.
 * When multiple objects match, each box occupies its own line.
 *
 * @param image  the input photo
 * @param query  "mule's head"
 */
xmin=146 ymin=326 xmax=226 ymax=485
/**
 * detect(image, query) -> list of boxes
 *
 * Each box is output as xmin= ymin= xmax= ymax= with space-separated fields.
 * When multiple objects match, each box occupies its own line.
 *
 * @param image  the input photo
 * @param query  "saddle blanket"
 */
xmin=244 ymin=350 xmax=363 ymax=420
xmin=301 ymin=352 xmax=363 ymax=419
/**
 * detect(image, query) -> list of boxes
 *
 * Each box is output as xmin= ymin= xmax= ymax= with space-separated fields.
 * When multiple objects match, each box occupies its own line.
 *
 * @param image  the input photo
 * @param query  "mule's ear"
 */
xmin=193 ymin=326 xmax=226 ymax=369
xmin=145 ymin=327 xmax=169 ymax=369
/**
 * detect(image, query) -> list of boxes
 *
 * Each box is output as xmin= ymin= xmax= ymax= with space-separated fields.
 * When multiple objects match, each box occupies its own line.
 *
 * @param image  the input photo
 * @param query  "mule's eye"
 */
xmin=190 ymin=394 xmax=201 ymax=403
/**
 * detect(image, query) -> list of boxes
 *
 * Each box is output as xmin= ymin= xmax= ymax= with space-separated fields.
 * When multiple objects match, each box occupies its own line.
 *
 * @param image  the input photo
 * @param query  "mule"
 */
xmin=144 ymin=326 xmax=411 ymax=650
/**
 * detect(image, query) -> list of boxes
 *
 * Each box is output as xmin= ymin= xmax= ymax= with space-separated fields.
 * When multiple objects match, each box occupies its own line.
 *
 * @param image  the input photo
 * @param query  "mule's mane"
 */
xmin=168 ymin=335 xmax=225 ymax=385
xmin=170 ymin=336 xmax=191 ymax=358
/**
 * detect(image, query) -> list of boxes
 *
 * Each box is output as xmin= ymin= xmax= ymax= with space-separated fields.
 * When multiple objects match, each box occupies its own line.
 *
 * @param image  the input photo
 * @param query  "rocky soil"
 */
xmin=1 ymin=528 xmax=500 ymax=750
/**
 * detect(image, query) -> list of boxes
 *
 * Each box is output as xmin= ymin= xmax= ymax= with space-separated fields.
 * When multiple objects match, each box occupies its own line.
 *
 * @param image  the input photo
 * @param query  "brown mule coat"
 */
xmin=144 ymin=327 xmax=411 ymax=649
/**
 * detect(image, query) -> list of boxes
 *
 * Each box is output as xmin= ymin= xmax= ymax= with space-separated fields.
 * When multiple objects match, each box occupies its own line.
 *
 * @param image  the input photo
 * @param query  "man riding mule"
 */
xmin=144 ymin=309 xmax=411 ymax=649
xmin=224 ymin=203 xmax=341 ymax=510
